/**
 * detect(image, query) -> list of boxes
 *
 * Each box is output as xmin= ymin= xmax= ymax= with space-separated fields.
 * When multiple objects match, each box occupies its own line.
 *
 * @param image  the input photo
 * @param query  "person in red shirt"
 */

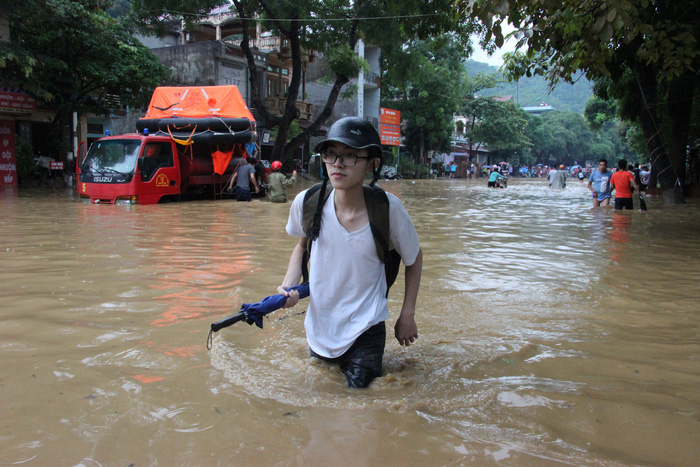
xmin=610 ymin=159 xmax=641 ymax=210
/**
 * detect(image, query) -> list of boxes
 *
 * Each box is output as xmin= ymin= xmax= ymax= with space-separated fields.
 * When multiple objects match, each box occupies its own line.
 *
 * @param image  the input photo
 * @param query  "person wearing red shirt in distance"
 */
xmin=610 ymin=159 xmax=641 ymax=210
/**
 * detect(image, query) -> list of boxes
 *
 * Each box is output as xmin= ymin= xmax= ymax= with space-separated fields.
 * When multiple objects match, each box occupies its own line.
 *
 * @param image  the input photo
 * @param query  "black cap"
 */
xmin=314 ymin=117 xmax=382 ymax=159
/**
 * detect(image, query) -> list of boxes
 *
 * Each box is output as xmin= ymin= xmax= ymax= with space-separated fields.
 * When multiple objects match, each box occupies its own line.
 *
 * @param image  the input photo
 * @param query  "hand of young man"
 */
xmin=278 ymin=286 xmax=299 ymax=308
xmin=395 ymin=314 xmax=418 ymax=346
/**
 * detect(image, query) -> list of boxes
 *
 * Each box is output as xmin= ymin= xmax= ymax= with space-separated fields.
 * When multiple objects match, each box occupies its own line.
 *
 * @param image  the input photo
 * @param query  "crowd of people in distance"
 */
xmin=434 ymin=157 xmax=651 ymax=210
xmin=587 ymin=158 xmax=649 ymax=209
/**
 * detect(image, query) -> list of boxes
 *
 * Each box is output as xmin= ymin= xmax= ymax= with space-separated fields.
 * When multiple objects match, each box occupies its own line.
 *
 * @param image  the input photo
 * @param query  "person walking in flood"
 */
xmin=588 ymin=159 xmax=612 ymax=207
xmin=488 ymin=166 xmax=507 ymax=188
xmin=551 ymin=164 xmax=567 ymax=189
xmin=266 ymin=161 xmax=297 ymax=203
xmin=276 ymin=117 xmax=422 ymax=389
xmin=229 ymin=156 xmax=259 ymax=201
xmin=640 ymin=165 xmax=650 ymax=191
xmin=610 ymin=159 xmax=641 ymax=210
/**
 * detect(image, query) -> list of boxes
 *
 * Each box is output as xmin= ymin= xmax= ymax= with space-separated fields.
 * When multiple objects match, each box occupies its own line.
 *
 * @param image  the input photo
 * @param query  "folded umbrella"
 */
xmin=208 ymin=283 xmax=310 ymax=346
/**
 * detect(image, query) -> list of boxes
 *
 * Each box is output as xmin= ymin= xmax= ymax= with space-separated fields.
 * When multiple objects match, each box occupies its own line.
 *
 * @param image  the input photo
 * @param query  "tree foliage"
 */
xmin=129 ymin=0 xmax=479 ymax=162
xmin=584 ymin=88 xmax=642 ymax=162
xmin=522 ymin=110 xmax=635 ymax=167
xmin=382 ymin=36 xmax=476 ymax=162
xmin=1 ymin=0 xmax=170 ymax=155
xmin=461 ymin=0 xmax=699 ymax=203
xmin=464 ymin=97 xmax=530 ymax=155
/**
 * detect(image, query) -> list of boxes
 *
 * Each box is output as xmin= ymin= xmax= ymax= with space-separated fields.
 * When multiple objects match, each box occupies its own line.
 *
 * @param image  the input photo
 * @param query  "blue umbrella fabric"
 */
xmin=210 ymin=283 xmax=310 ymax=333
xmin=241 ymin=283 xmax=310 ymax=328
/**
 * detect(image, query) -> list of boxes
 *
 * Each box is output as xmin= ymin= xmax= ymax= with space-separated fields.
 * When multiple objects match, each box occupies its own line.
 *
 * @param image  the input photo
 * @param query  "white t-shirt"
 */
xmin=286 ymin=188 xmax=420 ymax=358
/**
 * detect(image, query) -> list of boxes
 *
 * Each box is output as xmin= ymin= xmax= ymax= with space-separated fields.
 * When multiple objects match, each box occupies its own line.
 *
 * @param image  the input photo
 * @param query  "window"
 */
xmin=87 ymin=123 xmax=103 ymax=135
xmin=17 ymin=122 xmax=31 ymax=144
xmin=141 ymin=142 xmax=174 ymax=181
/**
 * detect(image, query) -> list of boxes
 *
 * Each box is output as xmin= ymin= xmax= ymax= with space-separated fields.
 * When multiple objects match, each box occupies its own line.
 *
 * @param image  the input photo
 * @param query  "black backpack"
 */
xmin=301 ymin=181 xmax=402 ymax=297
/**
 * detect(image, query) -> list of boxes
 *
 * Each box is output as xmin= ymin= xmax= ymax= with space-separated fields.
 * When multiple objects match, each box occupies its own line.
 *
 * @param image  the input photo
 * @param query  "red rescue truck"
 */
xmin=77 ymin=86 xmax=256 ymax=205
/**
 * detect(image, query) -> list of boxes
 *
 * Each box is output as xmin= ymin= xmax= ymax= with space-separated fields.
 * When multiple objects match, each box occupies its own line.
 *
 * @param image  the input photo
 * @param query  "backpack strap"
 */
xmin=363 ymin=184 xmax=390 ymax=264
xmin=301 ymin=182 xmax=402 ymax=296
xmin=302 ymin=180 xmax=331 ymax=250
xmin=301 ymin=180 xmax=330 ymax=283
xmin=363 ymin=185 xmax=402 ymax=295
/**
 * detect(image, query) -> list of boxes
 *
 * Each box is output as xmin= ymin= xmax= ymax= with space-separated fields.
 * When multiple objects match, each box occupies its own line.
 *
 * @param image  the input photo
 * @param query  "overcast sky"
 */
xmin=469 ymin=25 xmax=519 ymax=68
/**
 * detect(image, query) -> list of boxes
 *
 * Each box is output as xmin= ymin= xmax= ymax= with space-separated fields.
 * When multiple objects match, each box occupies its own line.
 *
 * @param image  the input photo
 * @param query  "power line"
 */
xmin=142 ymin=9 xmax=441 ymax=23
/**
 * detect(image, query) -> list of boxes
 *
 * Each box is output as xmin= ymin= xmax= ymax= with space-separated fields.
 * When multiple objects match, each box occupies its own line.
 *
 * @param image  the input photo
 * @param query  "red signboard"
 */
xmin=0 ymin=119 xmax=18 ymax=188
xmin=0 ymin=88 xmax=37 ymax=114
xmin=380 ymin=108 xmax=400 ymax=125
xmin=380 ymin=108 xmax=401 ymax=146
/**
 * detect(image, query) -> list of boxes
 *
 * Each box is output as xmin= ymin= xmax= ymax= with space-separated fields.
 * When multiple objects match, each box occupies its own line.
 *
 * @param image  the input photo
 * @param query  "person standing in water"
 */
xmin=588 ymin=159 xmax=612 ymax=207
xmin=229 ymin=156 xmax=259 ymax=201
xmin=266 ymin=161 xmax=297 ymax=203
xmin=277 ymin=117 xmax=422 ymax=388
xmin=610 ymin=159 xmax=641 ymax=210
xmin=551 ymin=164 xmax=567 ymax=189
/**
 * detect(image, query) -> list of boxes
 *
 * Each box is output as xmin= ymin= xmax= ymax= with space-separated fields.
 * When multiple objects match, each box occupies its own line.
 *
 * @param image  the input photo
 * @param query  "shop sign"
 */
xmin=0 ymin=119 xmax=17 ymax=187
xmin=0 ymin=88 xmax=37 ymax=114
xmin=380 ymin=108 xmax=401 ymax=146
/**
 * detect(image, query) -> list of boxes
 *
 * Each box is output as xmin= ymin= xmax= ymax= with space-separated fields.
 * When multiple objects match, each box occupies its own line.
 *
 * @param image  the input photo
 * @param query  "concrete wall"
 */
xmin=151 ymin=42 xmax=221 ymax=86
xmin=150 ymin=41 xmax=258 ymax=105
xmin=304 ymin=48 xmax=382 ymax=121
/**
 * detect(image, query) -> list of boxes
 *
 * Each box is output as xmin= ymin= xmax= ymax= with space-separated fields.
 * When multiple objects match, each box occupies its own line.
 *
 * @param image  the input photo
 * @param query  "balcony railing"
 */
xmin=264 ymin=96 xmax=313 ymax=120
xmin=363 ymin=71 xmax=380 ymax=87
xmin=250 ymin=36 xmax=290 ymax=53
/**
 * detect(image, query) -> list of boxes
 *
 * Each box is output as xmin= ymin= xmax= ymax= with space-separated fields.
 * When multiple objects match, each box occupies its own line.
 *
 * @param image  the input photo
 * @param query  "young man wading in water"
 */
xmin=588 ymin=159 xmax=612 ymax=207
xmin=277 ymin=117 xmax=422 ymax=388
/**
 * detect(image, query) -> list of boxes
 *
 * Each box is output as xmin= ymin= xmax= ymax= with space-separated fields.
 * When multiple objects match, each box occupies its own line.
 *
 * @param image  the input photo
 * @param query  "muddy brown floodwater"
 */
xmin=1 ymin=178 xmax=699 ymax=466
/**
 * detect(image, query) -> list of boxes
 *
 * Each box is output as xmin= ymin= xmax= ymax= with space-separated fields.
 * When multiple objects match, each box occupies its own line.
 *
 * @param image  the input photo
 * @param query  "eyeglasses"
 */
xmin=321 ymin=151 xmax=369 ymax=167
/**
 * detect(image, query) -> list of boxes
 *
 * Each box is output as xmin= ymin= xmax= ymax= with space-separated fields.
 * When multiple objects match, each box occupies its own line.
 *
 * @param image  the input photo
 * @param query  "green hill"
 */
xmin=465 ymin=60 xmax=593 ymax=114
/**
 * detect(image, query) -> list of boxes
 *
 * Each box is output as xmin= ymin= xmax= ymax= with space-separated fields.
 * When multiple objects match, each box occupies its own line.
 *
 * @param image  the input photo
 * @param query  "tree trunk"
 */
xmin=667 ymin=72 xmax=695 ymax=193
xmin=419 ymin=128 xmax=425 ymax=164
xmin=234 ymin=0 xmax=359 ymax=164
xmin=634 ymin=63 xmax=685 ymax=204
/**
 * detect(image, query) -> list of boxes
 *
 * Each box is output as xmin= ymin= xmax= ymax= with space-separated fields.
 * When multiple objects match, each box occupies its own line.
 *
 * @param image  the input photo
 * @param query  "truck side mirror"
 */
xmin=137 ymin=158 xmax=144 ymax=171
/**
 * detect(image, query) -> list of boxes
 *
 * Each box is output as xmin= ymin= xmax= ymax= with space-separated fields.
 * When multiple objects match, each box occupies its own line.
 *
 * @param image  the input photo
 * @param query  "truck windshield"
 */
xmin=82 ymin=140 xmax=140 ymax=174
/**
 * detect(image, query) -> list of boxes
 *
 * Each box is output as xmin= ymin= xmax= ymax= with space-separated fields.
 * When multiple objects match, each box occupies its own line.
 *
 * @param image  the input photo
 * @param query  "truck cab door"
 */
xmin=139 ymin=142 xmax=180 ymax=202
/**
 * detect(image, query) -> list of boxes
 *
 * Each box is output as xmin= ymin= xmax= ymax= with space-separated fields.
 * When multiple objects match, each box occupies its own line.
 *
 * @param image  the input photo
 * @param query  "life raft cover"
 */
xmin=140 ymin=86 xmax=255 ymax=122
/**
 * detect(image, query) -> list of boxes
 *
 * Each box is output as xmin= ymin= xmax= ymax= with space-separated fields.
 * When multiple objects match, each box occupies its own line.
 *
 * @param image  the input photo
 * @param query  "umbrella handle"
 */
xmin=210 ymin=311 xmax=246 ymax=333
xmin=207 ymin=283 xmax=310 ymax=350
xmin=207 ymin=311 xmax=246 ymax=350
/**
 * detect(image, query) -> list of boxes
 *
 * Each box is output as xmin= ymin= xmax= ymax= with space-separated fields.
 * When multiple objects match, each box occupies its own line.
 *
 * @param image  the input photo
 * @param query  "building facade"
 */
xmin=130 ymin=6 xmax=383 ymax=163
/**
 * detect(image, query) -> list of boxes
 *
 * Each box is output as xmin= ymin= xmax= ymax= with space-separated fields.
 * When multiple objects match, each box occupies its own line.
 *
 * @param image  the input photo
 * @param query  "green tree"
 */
xmin=132 ymin=0 xmax=478 ymax=163
xmin=584 ymin=95 xmax=618 ymax=132
xmin=524 ymin=111 xmax=596 ymax=166
xmin=1 ymin=0 xmax=170 ymax=158
xmin=523 ymin=115 xmax=551 ymax=164
xmin=584 ymin=90 xmax=641 ymax=163
xmin=463 ymin=97 xmax=530 ymax=161
xmin=464 ymin=0 xmax=699 ymax=203
xmin=382 ymin=36 xmax=473 ymax=165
